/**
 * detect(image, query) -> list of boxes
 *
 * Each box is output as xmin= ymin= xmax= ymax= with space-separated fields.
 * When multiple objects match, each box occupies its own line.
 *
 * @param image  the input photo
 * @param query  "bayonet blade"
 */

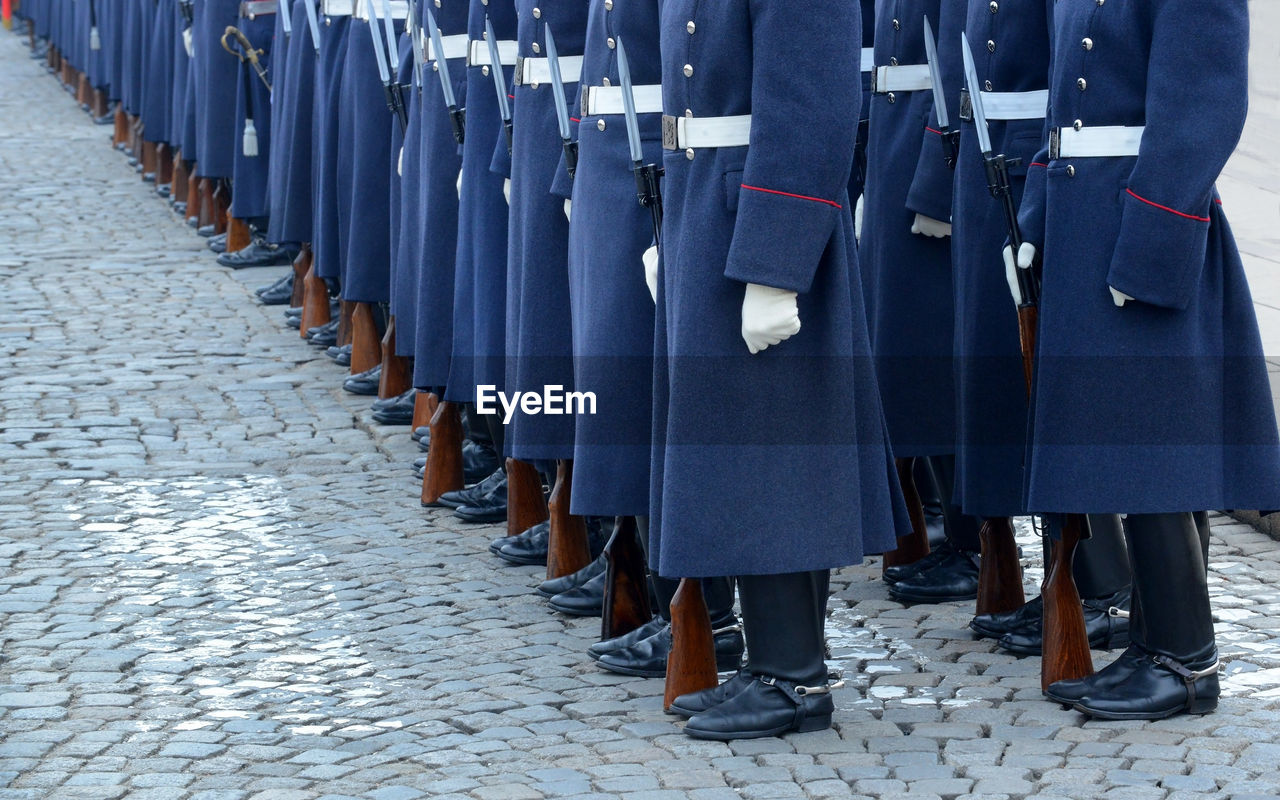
xmin=544 ymin=26 xmax=572 ymax=143
xmin=425 ymin=6 xmax=458 ymax=109
xmin=408 ymin=0 xmax=425 ymax=88
xmin=365 ymin=0 xmax=392 ymax=85
xmin=485 ymin=16 xmax=511 ymax=123
xmin=960 ymin=33 xmax=993 ymax=155
xmin=616 ymin=38 xmax=644 ymax=165
xmin=923 ymin=16 xmax=949 ymax=130
xmin=278 ymin=0 xmax=292 ymax=35
xmin=377 ymin=0 xmax=400 ymax=83
xmin=302 ymin=0 xmax=321 ymax=52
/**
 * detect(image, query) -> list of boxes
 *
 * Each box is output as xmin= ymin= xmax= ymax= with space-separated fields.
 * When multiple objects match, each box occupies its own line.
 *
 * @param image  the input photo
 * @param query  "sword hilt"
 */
xmin=941 ymin=128 xmax=961 ymax=170
xmin=562 ymin=140 xmax=578 ymax=180
xmin=502 ymin=120 xmax=514 ymax=155
xmin=634 ymin=163 xmax=664 ymax=245
xmin=449 ymin=107 xmax=466 ymax=145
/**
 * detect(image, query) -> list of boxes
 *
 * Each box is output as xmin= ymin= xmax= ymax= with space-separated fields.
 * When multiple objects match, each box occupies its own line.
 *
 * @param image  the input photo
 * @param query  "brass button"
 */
xmin=531 ymin=6 xmax=540 ymax=17
xmin=601 ymin=76 xmax=610 ymax=86
xmin=889 ymin=56 xmax=898 ymax=66
xmin=987 ymin=39 xmax=996 ymax=52
xmin=1066 ymin=165 xmax=1076 ymax=177
xmin=1073 ymin=119 xmax=1082 ymax=130
xmin=683 ymin=64 xmax=693 ymax=77
xmin=481 ymin=65 xmax=489 ymax=76
xmin=887 ymin=92 xmax=896 ymax=104
xmin=989 ymin=1 xmax=998 ymax=11
xmin=685 ymin=109 xmax=692 ymax=117
xmin=1096 ymin=0 xmax=1104 ymax=5
xmin=325 ymin=16 xmax=331 ymax=25
xmin=435 ymin=0 xmax=440 ymax=5
xmin=686 ymin=20 xmax=695 ymax=34
xmin=532 ymin=42 xmax=540 ymax=53
xmin=597 ymin=119 xmax=606 ymax=131
xmin=604 ymin=0 xmax=612 ymax=8
xmin=984 ymin=79 xmax=992 ymax=91
xmin=1077 ymin=77 xmax=1087 ymax=90
xmin=892 ymin=18 xmax=900 ymax=29
xmin=685 ymin=148 xmax=695 ymax=160
xmin=1082 ymin=37 xmax=1093 ymax=50
xmin=607 ymin=37 xmax=615 ymax=49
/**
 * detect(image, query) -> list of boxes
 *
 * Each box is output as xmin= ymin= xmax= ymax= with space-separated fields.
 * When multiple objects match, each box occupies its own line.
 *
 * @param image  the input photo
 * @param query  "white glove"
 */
xmin=741 ymin=283 xmax=801 ymax=355
xmin=503 ymin=178 xmax=511 ymax=204
xmin=563 ymin=199 xmax=572 ymax=222
xmin=911 ymin=213 xmax=952 ymax=238
xmin=642 ymin=245 xmax=658 ymax=303
xmin=456 ymin=169 xmax=463 ymax=197
xmin=1001 ymin=242 xmax=1038 ymax=306
xmin=1110 ymin=286 xmax=1134 ymax=307
xmin=855 ymin=194 xmax=864 ymax=240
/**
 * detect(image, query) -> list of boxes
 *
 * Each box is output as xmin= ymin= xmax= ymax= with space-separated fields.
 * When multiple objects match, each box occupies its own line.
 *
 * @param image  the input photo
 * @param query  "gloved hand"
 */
xmin=1110 ymin=286 xmax=1134 ymax=307
xmin=642 ymin=245 xmax=658 ymax=303
xmin=912 ymin=213 xmax=952 ymax=238
xmin=563 ymin=199 xmax=572 ymax=222
xmin=741 ymin=283 xmax=801 ymax=354
xmin=1001 ymin=242 xmax=1037 ymax=306
xmin=456 ymin=169 xmax=463 ymax=197
xmin=855 ymin=194 xmax=864 ymax=240
xmin=503 ymin=178 xmax=511 ymax=205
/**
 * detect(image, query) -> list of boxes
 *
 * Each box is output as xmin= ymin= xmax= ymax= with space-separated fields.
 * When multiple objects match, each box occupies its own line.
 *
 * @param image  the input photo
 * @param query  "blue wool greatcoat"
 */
xmin=267 ymin=0 xmax=317 ymax=244
xmin=405 ymin=0 xmax=468 ymax=380
xmin=102 ymin=0 xmax=125 ymax=102
xmin=500 ymin=0 xmax=589 ymax=462
xmin=312 ymin=11 xmax=351 ymax=281
xmin=563 ymin=0 xmax=661 ymax=517
xmin=335 ymin=15 xmax=401 ymax=303
xmin=1016 ymin=0 xmax=1280 ymax=514
xmin=859 ymin=0 xmax=958 ymax=457
xmin=650 ymin=0 xmax=907 ymax=578
xmin=849 ymin=0 xmax=875 ymax=202
xmin=119 ymin=0 xmax=146 ymax=114
xmin=950 ymin=0 xmax=1052 ymax=517
xmin=170 ymin=0 xmax=193 ymax=152
xmin=229 ymin=10 xmax=276 ymax=218
xmin=81 ymin=0 xmax=110 ymax=90
xmin=443 ymin=0 xmax=518 ymax=403
xmin=194 ymin=0 xmax=242 ymax=178
xmin=390 ymin=33 xmax=422 ymax=357
xmin=265 ymin=3 xmax=293 ymax=238
xmin=142 ymin=0 xmax=174 ymax=145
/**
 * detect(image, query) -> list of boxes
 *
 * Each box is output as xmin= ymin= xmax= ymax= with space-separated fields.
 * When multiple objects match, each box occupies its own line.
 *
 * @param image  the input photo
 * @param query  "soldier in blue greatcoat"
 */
xmin=1009 ymin=0 xmax=1280 ymax=720
xmin=651 ymin=0 xmax=908 ymax=739
xmin=266 ymin=0 xmax=318 ymax=251
xmin=194 ymin=0 xmax=242 ymax=189
xmin=311 ymin=0 xmax=353 ymax=292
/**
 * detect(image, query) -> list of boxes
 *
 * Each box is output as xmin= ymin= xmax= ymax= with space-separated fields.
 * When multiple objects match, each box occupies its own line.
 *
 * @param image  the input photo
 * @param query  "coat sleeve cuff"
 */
xmin=1106 ymin=188 xmax=1211 ymax=311
xmin=1016 ymin=162 xmax=1049 ymax=250
xmin=724 ymin=184 xmax=842 ymax=293
xmin=905 ymin=128 xmax=954 ymax=223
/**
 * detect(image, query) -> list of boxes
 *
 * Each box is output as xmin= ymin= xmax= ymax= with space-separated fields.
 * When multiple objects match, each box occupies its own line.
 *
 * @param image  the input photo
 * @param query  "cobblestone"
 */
xmin=6 ymin=12 xmax=1280 ymax=800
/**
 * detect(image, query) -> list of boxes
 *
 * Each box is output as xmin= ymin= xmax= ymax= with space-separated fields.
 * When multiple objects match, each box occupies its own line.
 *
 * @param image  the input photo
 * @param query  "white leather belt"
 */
xmin=322 ymin=0 xmax=354 ymax=17
xmin=1050 ymin=125 xmax=1144 ymax=159
xmin=662 ymin=114 xmax=751 ymax=151
xmin=581 ymin=84 xmax=662 ymax=116
xmin=427 ymin=32 xmax=468 ymax=61
xmin=355 ymin=0 xmax=407 ymax=20
xmin=467 ymin=38 xmax=517 ymax=68
xmin=982 ymin=89 xmax=1047 ymax=120
xmin=515 ymin=54 xmax=583 ymax=86
xmin=860 ymin=47 xmax=874 ymax=74
xmin=240 ymin=0 xmax=277 ymax=17
xmin=870 ymin=64 xmax=931 ymax=94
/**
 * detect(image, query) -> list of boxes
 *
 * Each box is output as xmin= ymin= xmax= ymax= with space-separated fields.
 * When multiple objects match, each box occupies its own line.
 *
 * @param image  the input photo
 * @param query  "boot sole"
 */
xmin=546 ymin=601 xmax=603 ymax=617
xmin=493 ymin=551 xmax=548 ymax=567
xmin=1073 ymin=698 xmax=1217 ymax=721
xmin=889 ymin=589 xmax=978 ymax=604
xmin=683 ymin=713 xmax=832 ymax=741
xmin=999 ymin=631 xmax=1132 ymax=658
xmin=597 ymin=653 xmax=743 ymax=681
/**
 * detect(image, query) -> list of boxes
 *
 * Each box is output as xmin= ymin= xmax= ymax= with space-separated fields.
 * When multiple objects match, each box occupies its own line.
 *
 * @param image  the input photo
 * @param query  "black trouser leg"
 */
xmin=1074 ymin=514 xmax=1131 ymax=599
xmin=736 ymin=571 xmax=829 ymax=685
xmin=636 ymin=516 xmax=679 ymax=622
xmin=1124 ymin=512 xmax=1215 ymax=663
xmin=1193 ymin=511 xmax=1211 ymax=568
xmin=924 ymin=455 xmax=981 ymax=552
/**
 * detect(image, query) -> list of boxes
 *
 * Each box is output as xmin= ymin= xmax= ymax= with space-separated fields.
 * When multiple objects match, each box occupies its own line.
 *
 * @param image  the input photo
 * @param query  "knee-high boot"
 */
xmin=682 ymin=571 xmax=833 ymax=740
xmin=1070 ymin=512 xmax=1219 ymax=719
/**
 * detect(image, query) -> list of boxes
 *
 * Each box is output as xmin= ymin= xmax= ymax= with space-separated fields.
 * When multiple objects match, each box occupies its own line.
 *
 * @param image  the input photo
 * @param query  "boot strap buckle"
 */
xmin=711 ymin=623 xmax=742 ymax=636
xmin=1107 ymin=606 xmax=1130 ymax=619
xmin=1152 ymin=654 xmax=1219 ymax=712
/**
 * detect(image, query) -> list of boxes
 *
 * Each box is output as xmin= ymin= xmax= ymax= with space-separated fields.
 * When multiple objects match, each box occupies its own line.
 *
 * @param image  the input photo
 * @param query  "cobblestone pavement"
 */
xmin=4 ymin=27 xmax=1280 ymax=800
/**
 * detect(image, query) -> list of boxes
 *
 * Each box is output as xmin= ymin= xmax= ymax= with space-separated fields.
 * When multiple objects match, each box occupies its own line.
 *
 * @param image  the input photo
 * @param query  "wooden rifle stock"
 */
xmin=113 ymin=105 xmax=129 ymax=149
xmin=299 ymin=258 xmax=331 ymax=335
xmin=198 ymin=178 xmax=215 ymax=228
xmin=506 ymin=458 xmax=549 ymax=537
xmin=92 ymin=88 xmax=111 ymax=120
xmin=421 ymin=400 xmax=464 ymax=504
xmin=76 ymin=71 xmax=90 ymax=107
xmin=602 ymin=516 xmax=651 ymax=640
xmin=664 ymin=578 xmax=718 ymax=710
xmin=411 ymin=389 xmax=437 ymax=432
xmin=377 ymin=316 xmax=413 ymax=399
xmin=290 ymin=244 xmax=311 ymax=308
xmin=226 ymin=216 xmax=252 ymax=253
xmin=156 ymin=144 xmax=172 ymax=187
xmin=336 ymin=300 xmax=355 ymax=345
xmin=976 ymin=517 xmax=1025 ymax=615
xmin=212 ymin=180 xmax=230 ymax=234
xmin=141 ymin=139 xmax=158 ymax=178
xmin=348 ymin=302 xmax=381 ymax=375
xmin=185 ymin=164 xmax=201 ymax=223
xmin=546 ymin=460 xmax=591 ymax=580
xmin=1017 ymin=304 xmax=1038 ymax=393
xmin=172 ymin=150 xmax=189 ymax=204
xmin=1041 ymin=515 xmax=1093 ymax=689
xmin=883 ymin=457 xmax=931 ymax=571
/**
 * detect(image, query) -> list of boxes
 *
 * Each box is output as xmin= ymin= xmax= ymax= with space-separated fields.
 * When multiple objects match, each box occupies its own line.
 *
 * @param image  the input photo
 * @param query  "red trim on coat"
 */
xmin=740 ymin=184 xmax=843 ymax=209
xmin=1029 ymin=162 xmax=1048 ymax=168
xmin=926 ymin=126 xmax=943 ymax=135
xmin=571 ymin=117 xmax=580 ymax=123
xmin=1125 ymin=188 xmax=1210 ymax=222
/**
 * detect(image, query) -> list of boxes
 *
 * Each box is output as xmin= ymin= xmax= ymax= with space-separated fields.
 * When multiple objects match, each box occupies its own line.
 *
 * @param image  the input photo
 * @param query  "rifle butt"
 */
xmin=1041 ymin=514 xmax=1094 ymax=691
xmin=664 ymin=578 xmax=719 ymax=710
xmin=92 ymin=87 xmax=110 ymax=120
xmin=212 ymin=180 xmax=230 ymax=234
xmin=226 ymin=216 xmax=252 ymax=253
xmin=289 ymin=245 xmax=311 ymax=308
xmin=113 ymin=105 xmax=129 ymax=148
xmin=976 ymin=517 xmax=1026 ymax=615
xmin=506 ymin=458 xmax=549 ymax=537
xmin=546 ymin=460 xmax=592 ymax=580
xmin=377 ymin=317 xmax=413 ymax=399
xmin=171 ymin=151 xmax=189 ymax=207
xmin=76 ymin=71 xmax=90 ymax=107
xmin=300 ymin=260 xmax=331 ymax=334
xmin=602 ymin=516 xmax=652 ymax=641
xmin=411 ymin=389 xmax=438 ymax=432
xmin=337 ymin=299 xmax=355 ymax=346
xmin=421 ymin=401 xmax=465 ymax=504
xmin=883 ymin=457 xmax=932 ymax=570
xmin=348 ymin=302 xmax=381 ymax=375
xmin=141 ymin=139 xmax=157 ymax=178
xmin=198 ymin=178 xmax=215 ymax=228
xmin=1017 ymin=305 xmax=1039 ymax=395
xmin=185 ymin=165 xmax=202 ymax=224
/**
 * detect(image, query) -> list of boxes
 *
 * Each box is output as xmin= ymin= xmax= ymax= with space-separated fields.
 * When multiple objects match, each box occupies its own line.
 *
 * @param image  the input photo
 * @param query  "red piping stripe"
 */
xmin=1126 ymin=188 xmax=1210 ymax=222
xmin=570 ymin=117 xmax=580 ymax=123
xmin=926 ymin=126 xmax=943 ymax=135
xmin=1215 ymin=198 xmax=1223 ymax=205
xmin=1029 ymin=162 xmax=1048 ymax=168
xmin=740 ymin=184 xmax=843 ymax=209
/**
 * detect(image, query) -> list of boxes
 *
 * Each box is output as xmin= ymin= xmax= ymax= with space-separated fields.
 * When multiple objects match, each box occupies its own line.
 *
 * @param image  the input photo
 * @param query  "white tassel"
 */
xmin=90 ymin=27 xmax=101 ymax=50
xmin=243 ymin=120 xmax=259 ymax=157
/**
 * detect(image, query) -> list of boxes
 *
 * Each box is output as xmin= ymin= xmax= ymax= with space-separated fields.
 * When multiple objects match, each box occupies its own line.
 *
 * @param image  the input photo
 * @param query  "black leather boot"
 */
xmin=588 ymin=616 xmax=666 ymax=661
xmin=684 ymin=571 xmax=833 ymax=740
xmin=342 ymin=366 xmax=382 ymax=396
xmin=998 ymin=588 xmax=1130 ymax=655
xmin=453 ymin=473 xmax=509 ymax=523
xmin=970 ymin=595 xmax=1042 ymax=639
xmin=669 ymin=669 xmax=755 ymax=718
xmin=538 ymin=553 xmax=605 ymax=598
xmin=887 ymin=547 xmax=979 ymax=603
xmin=596 ymin=617 xmax=745 ymax=679
xmin=1071 ymin=512 xmax=1220 ymax=720
xmin=882 ymin=539 xmax=957 ymax=586
xmin=548 ymin=569 xmax=607 ymax=616
xmin=435 ymin=469 xmax=505 ymax=509
xmin=491 ymin=521 xmax=550 ymax=565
